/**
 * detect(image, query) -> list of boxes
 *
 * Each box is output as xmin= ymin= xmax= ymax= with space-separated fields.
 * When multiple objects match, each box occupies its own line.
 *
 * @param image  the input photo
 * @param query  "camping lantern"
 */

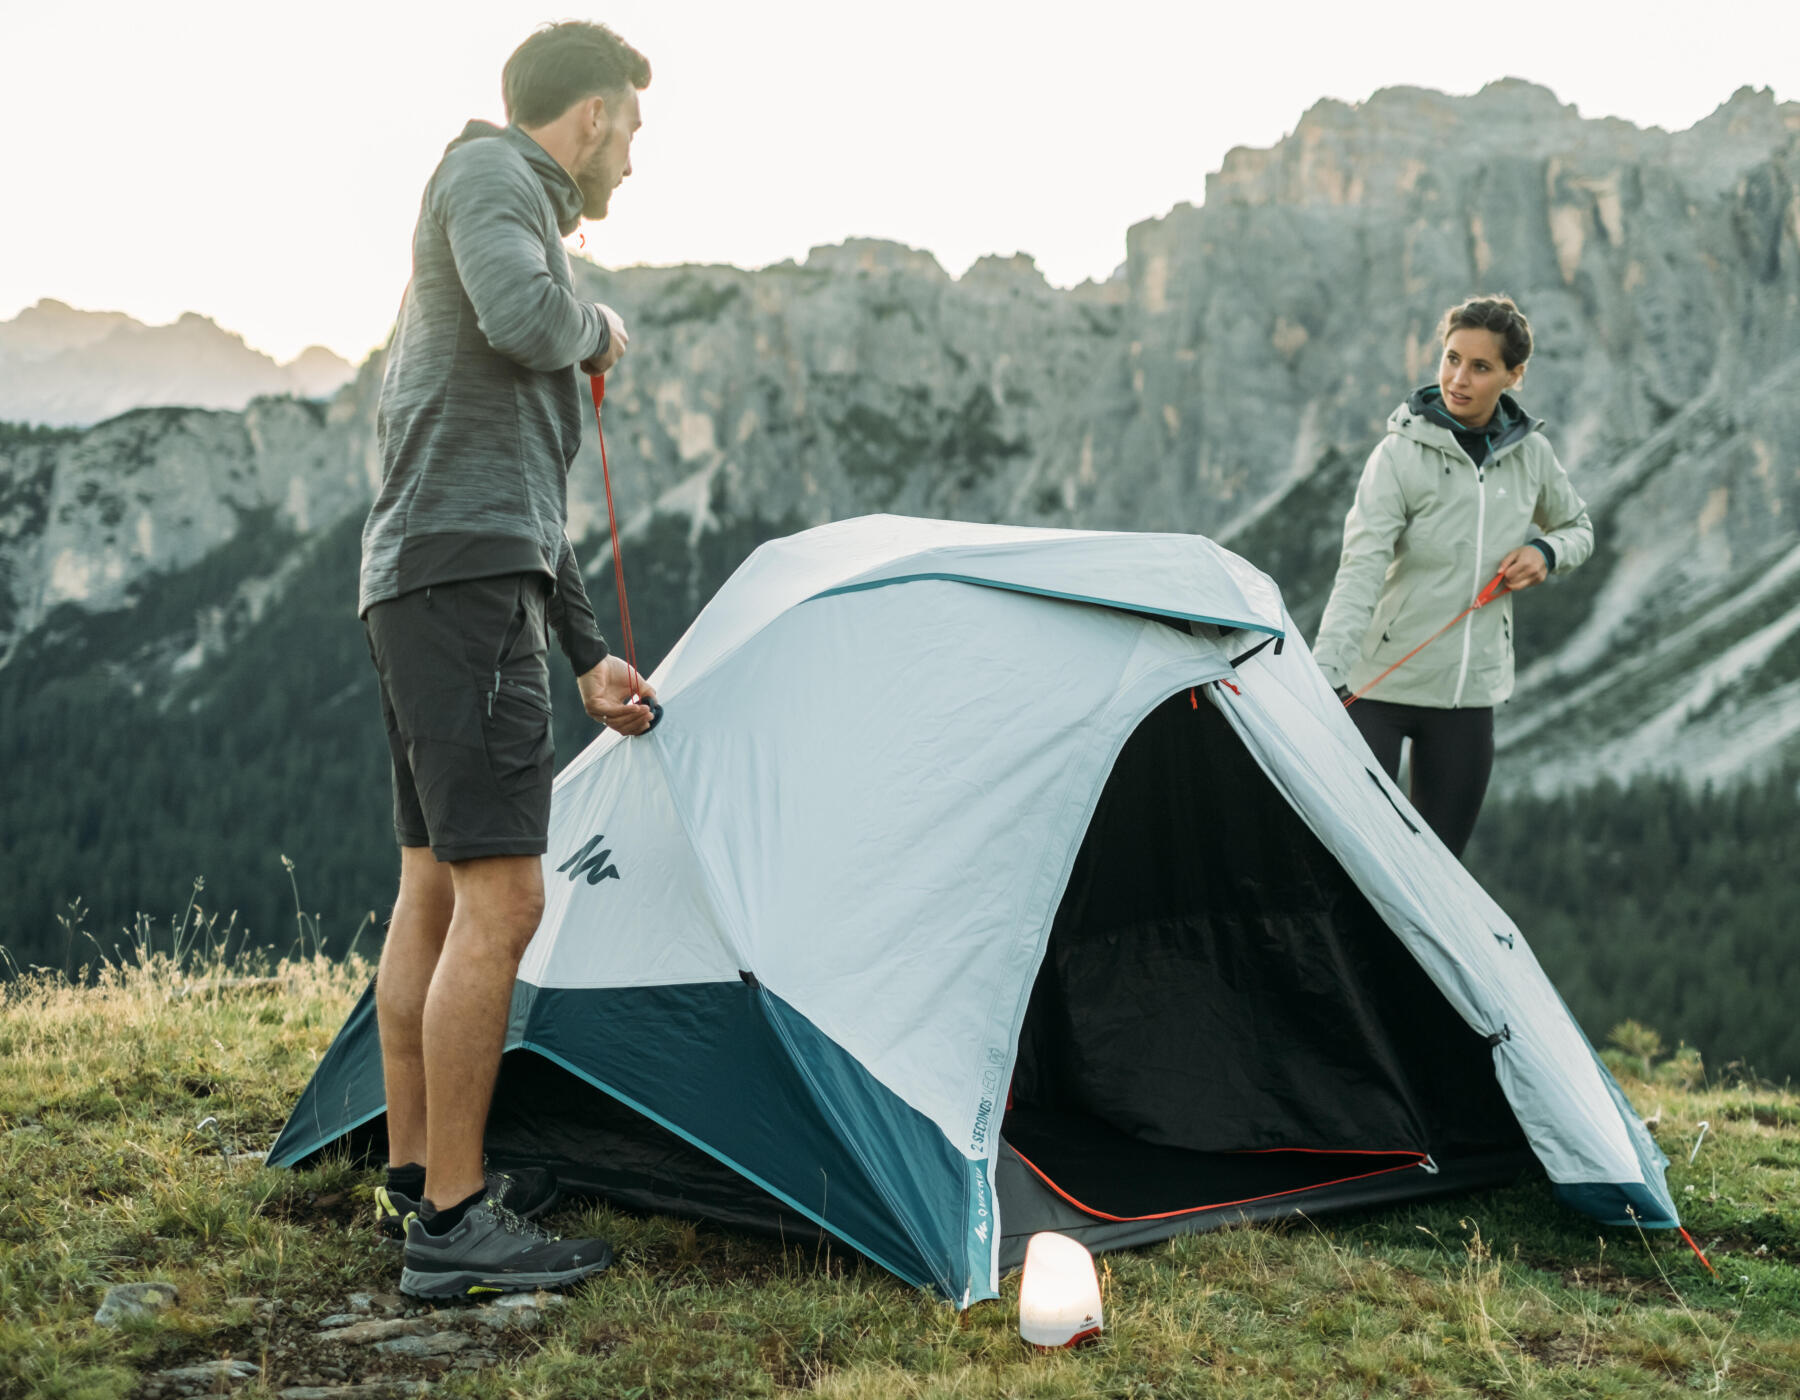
xmin=1018 ymin=1231 xmax=1103 ymax=1348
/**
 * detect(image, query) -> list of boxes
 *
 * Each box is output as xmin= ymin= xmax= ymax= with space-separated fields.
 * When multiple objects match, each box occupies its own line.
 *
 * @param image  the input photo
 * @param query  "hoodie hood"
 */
xmin=445 ymin=120 xmax=586 ymax=236
xmin=1395 ymin=384 xmax=1541 ymax=463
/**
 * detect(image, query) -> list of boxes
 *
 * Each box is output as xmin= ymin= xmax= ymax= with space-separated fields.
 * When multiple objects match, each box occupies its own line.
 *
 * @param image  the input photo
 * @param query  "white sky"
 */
xmin=1 ymin=1 xmax=1793 ymax=363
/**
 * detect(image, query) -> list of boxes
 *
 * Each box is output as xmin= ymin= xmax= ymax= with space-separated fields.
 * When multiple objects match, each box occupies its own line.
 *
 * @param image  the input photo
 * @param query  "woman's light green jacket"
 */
xmin=1313 ymin=393 xmax=1594 ymax=708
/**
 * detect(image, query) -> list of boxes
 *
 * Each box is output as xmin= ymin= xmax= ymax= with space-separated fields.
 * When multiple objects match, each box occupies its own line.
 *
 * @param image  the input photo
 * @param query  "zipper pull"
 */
xmin=488 ymin=669 xmax=500 ymax=718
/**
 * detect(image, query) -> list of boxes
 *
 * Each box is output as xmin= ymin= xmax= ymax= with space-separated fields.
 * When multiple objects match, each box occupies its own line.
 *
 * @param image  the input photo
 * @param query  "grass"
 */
xmin=2 ymin=943 xmax=1798 ymax=1399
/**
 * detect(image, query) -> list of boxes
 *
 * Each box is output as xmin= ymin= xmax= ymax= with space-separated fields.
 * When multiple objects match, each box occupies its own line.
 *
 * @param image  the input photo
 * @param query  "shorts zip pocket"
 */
xmin=488 ymin=580 xmax=531 ymax=720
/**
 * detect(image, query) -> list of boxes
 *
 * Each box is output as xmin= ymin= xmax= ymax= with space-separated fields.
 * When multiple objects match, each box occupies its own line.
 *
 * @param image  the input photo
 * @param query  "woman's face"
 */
xmin=1438 ymin=328 xmax=1523 ymax=427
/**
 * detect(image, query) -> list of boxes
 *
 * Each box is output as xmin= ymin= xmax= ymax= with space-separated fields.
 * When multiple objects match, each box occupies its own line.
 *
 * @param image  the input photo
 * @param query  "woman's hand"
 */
xmin=1497 ymin=545 xmax=1549 ymax=591
xmin=577 ymin=655 xmax=659 ymax=735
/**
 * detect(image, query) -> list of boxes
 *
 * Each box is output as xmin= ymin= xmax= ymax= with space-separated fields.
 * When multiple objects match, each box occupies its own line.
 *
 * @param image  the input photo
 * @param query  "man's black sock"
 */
xmin=385 ymin=1162 xmax=426 ymax=1197
xmin=421 ymin=1186 xmax=485 ymax=1236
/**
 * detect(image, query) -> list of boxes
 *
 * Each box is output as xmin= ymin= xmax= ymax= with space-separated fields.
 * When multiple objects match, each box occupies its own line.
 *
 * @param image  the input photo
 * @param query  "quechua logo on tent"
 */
xmin=557 ymin=834 xmax=621 ymax=886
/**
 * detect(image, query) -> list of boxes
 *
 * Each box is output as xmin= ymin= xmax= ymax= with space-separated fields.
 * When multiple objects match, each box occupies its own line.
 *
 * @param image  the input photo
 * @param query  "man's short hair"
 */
xmin=502 ymin=22 xmax=651 ymax=128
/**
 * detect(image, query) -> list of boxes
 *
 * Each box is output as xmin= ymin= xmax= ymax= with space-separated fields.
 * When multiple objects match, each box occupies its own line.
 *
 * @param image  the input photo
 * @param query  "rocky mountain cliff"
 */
xmin=0 ymin=300 xmax=356 ymax=428
xmin=3 ymin=81 xmax=1797 ymax=797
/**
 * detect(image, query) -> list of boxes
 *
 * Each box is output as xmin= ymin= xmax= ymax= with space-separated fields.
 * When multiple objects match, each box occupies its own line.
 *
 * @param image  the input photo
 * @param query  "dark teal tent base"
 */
xmin=270 ymin=978 xmax=385 ymax=1169
xmin=483 ymin=1042 xmax=836 ymax=1245
xmin=272 ymin=980 xmax=980 ymax=1297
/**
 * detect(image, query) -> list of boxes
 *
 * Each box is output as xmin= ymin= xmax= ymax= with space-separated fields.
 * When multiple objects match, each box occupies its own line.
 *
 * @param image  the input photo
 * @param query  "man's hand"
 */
xmin=1497 ymin=545 xmax=1549 ymax=592
xmin=580 ymin=304 xmax=629 ymax=376
xmin=577 ymin=655 xmax=659 ymax=735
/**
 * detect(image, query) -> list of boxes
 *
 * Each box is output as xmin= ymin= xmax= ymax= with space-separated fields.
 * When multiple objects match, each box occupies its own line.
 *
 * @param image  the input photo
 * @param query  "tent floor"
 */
xmin=1002 ymin=1106 xmax=1435 ymax=1220
xmin=993 ymin=1129 xmax=1542 ymax=1271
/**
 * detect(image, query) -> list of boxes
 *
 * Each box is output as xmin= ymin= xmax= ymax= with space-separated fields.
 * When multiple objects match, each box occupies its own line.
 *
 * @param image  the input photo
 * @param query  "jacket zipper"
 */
xmin=1453 ymin=456 xmax=1487 ymax=707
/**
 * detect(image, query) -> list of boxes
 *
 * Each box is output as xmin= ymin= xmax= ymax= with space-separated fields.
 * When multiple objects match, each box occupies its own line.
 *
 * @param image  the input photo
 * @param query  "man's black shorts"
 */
xmin=364 ymin=573 xmax=555 ymax=862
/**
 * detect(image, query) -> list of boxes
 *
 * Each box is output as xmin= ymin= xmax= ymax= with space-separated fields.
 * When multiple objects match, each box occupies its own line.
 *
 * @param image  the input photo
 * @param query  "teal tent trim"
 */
xmin=757 ymin=991 xmax=988 ymax=1301
xmin=1537 ymin=999 xmax=1679 ymax=1231
xmin=269 ymin=979 xmax=385 ymax=1168
xmin=1556 ymin=1042 xmax=1679 ymax=1228
xmin=808 ymin=573 xmax=1285 ymax=637
xmin=1551 ymin=1181 xmax=1680 ymax=1229
xmin=271 ymin=981 xmax=543 ymax=1170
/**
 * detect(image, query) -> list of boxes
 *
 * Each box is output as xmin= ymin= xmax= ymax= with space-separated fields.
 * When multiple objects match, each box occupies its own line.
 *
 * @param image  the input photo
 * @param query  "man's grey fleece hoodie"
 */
xmin=359 ymin=121 xmax=611 ymax=675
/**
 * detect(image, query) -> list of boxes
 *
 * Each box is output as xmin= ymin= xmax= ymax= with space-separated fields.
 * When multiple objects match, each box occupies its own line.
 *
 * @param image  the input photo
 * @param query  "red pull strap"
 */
xmin=1342 ymin=569 xmax=1509 ymax=708
xmin=589 ymin=374 xmax=642 ymax=695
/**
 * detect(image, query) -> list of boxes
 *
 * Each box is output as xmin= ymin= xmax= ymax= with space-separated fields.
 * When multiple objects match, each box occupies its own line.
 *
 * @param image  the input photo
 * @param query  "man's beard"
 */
xmin=577 ymin=151 xmax=613 ymax=220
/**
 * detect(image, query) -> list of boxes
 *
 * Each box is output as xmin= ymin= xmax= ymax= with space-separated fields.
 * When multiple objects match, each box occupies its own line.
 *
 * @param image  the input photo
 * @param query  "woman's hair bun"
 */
xmin=1437 ymin=295 xmax=1532 ymax=368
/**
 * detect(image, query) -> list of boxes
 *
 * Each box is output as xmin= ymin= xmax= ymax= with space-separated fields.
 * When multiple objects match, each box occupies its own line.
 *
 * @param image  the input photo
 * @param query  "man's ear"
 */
xmin=585 ymin=93 xmax=609 ymax=134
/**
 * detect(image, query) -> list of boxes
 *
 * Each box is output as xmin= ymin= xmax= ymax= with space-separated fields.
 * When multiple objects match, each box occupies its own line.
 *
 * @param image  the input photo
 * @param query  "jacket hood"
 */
xmin=445 ymin=120 xmax=586 ymax=236
xmin=1393 ymin=385 xmax=1541 ymax=460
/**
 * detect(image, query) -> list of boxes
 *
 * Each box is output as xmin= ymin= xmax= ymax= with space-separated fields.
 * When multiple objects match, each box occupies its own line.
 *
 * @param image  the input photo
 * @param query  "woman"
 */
xmin=1313 ymin=295 xmax=1594 ymax=857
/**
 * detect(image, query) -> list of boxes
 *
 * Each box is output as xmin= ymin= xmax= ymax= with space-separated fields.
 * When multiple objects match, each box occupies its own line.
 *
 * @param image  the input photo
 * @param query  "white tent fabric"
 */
xmin=532 ymin=521 xmax=1279 ymax=1151
xmin=511 ymin=515 xmax=1673 ymax=1299
xmin=272 ymin=514 xmax=1674 ymax=1305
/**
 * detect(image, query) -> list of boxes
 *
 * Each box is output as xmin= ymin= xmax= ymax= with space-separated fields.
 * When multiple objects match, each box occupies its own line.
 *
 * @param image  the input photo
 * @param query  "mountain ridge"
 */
xmin=0 ymin=298 xmax=357 ymax=428
xmin=2 ymin=80 xmax=1797 ymax=777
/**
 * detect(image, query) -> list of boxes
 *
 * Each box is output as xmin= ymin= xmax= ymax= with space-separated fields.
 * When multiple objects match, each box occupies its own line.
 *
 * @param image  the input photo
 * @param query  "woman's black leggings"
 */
xmin=1347 ymin=699 xmax=1494 ymax=857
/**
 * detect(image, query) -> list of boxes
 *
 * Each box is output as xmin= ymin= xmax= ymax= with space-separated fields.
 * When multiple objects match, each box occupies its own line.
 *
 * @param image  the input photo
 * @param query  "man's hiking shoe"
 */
xmin=399 ymin=1198 xmax=612 ymax=1299
xmin=375 ymin=1167 xmax=562 ymax=1243
xmin=487 ymin=1166 xmax=562 ymax=1222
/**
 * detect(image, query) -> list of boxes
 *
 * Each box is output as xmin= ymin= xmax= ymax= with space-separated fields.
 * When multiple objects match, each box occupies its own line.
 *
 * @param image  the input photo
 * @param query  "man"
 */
xmin=357 ymin=21 xmax=656 ymax=1299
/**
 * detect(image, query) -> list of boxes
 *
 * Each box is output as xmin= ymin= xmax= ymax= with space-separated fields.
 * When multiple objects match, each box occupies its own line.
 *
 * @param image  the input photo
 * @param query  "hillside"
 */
xmin=2 ymin=951 xmax=1796 ymax=1399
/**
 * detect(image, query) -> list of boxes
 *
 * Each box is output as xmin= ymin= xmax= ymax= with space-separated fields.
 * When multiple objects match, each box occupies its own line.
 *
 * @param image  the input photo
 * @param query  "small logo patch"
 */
xmin=557 ymin=834 xmax=621 ymax=885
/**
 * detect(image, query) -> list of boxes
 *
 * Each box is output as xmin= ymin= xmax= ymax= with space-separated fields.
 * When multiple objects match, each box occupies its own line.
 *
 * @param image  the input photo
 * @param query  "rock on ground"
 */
xmin=150 ymin=1357 xmax=259 ymax=1393
xmin=373 ymin=1332 xmax=472 ymax=1359
xmin=315 ymin=1317 xmax=434 ymax=1345
xmin=94 ymin=1280 xmax=179 ymax=1326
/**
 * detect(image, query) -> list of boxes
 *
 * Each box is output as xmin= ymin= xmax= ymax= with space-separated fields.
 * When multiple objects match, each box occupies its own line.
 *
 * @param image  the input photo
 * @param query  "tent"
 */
xmin=272 ymin=515 xmax=1677 ymax=1305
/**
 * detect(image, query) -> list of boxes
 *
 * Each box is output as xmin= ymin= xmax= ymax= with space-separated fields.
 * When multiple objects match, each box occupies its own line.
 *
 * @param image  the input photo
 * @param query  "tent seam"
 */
xmin=638 ymin=710 xmax=753 ymax=975
xmin=826 ymin=529 xmax=1283 ymax=621
xmin=594 ymin=536 xmax=1284 ymax=733
xmin=810 ymin=574 xmax=1285 ymax=637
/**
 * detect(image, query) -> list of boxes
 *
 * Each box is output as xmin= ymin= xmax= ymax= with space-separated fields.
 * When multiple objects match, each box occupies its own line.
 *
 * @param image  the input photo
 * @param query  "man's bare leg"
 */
xmin=377 ymin=846 xmax=456 ymax=1170
xmin=420 ymin=853 xmax=544 ymax=1208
